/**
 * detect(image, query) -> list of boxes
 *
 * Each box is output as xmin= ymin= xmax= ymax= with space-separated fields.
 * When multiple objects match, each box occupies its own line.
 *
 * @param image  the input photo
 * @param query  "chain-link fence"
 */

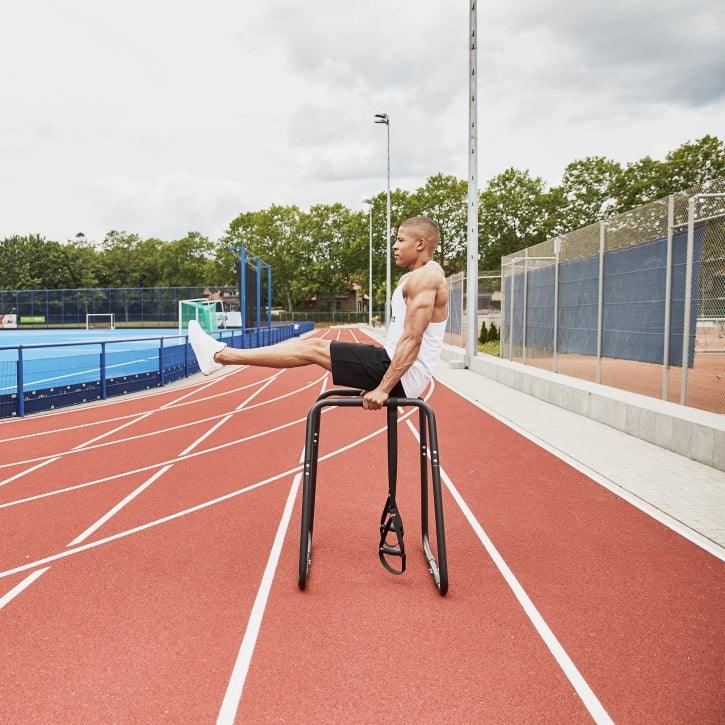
xmin=501 ymin=179 xmax=725 ymax=414
xmin=0 ymin=286 xmax=238 ymax=328
xmin=444 ymin=272 xmax=502 ymax=348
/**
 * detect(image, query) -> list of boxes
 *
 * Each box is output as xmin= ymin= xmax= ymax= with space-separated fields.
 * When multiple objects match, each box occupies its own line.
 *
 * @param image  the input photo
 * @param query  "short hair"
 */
xmin=399 ymin=216 xmax=440 ymax=247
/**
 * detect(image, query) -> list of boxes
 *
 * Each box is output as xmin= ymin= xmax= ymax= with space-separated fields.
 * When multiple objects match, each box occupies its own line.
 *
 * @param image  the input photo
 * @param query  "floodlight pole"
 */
xmin=375 ymin=113 xmax=391 ymax=327
xmin=363 ymin=198 xmax=374 ymax=326
xmin=465 ymin=0 xmax=479 ymax=365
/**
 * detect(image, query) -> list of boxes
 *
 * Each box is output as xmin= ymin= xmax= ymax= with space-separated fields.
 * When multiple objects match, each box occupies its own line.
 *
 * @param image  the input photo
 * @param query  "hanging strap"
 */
xmin=378 ymin=404 xmax=406 ymax=574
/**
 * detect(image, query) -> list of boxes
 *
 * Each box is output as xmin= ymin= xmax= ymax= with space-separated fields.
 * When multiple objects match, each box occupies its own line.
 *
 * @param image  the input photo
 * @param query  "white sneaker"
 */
xmin=188 ymin=320 xmax=227 ymax=375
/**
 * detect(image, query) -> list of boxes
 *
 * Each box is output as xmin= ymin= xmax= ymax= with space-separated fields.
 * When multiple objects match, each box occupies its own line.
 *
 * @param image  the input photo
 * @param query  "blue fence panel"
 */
xmin=0 ymin=321 xmax=314 ymax=418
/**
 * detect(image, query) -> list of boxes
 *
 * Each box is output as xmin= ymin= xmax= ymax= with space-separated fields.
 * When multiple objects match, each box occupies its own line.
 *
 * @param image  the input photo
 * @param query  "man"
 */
xmin=188 ymin=216 xmax=448 ymax=410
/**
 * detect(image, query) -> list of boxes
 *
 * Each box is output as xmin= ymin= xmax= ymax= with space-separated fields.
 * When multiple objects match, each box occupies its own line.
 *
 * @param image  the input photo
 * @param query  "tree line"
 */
xmin=1 ymin=135 xmax=722 ymax=311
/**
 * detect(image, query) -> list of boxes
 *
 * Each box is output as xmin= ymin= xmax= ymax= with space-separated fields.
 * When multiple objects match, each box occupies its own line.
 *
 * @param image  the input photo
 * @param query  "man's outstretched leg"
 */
xmin=188 ymin=320 xmax=332 ymax=375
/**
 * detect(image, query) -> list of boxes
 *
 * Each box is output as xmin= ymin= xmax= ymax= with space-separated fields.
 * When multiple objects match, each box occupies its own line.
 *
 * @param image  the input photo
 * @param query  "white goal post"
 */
xmin=178 ymin=298 xmax=226 ymax=333
xmin=86 ymin=313 xmax=115 ymax=330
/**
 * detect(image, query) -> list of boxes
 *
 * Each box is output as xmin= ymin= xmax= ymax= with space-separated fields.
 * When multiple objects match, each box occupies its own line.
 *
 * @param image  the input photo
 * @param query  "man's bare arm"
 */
xmin=362 ymin=270 xmax=438 ymax=409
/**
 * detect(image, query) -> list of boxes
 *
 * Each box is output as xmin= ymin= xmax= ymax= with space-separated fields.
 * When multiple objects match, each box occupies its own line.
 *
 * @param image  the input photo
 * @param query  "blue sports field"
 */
xmin=0 ymin=328 xmax=189 ymax=396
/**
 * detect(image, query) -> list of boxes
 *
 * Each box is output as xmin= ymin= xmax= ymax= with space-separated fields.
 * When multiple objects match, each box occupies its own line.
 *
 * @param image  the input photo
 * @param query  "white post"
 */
xmin=522 ymin=248 xmax=528 ymax=364
xmin=596 ymin=220 xmax=605 ymax=384
xmin=368 ymin=203 xmax=373 ymax=327
xmin=553 ymin=237 xmax=561 ymax=373
xmin=662 ymin=194 xmax=674 ymax=400
xmin=509 ymin=260 xmax=515 ymax=360
xmin=680 ymin=196 xmax=696 ymax=405
xmin=386 ymin=122 xmax=391 ymax=329
xmin=465 ymin=0 xmax=479 ymax=365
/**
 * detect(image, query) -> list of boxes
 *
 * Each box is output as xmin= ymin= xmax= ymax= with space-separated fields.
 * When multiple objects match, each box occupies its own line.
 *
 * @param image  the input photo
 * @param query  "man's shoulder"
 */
xmin=410 ymin=261 xmax=445 ymax=288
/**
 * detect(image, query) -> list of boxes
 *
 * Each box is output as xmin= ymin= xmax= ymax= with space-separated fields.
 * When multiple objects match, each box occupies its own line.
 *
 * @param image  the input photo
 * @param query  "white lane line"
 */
xmin=349 ymin=328 xmax=359 ymax=343
xmin=0 ymin=372 xmax=328 ymax=469
xmin=0 ymin=384 xmax=425 ymax=582
xmin=216 ymin=375 xmax=329 ymax=724
xmin=0 ymin=365 xmax=247 ymax=435
xmin=67 ymin=465 xmax=174 ymax=546
xmin=0 ymin=457 xmax=59 ymax=489
xmin=0 ymin=567 xmax=51 ymax=611
xmin=405 ymin=419 xmax=614 ymax=725
xmin=0 ymin=368 xmax=266 ymax=444
xmin=433 ymin=377 xmax=725 ymax=563
xmin=67 ymin=374 xmax=284 ymax=547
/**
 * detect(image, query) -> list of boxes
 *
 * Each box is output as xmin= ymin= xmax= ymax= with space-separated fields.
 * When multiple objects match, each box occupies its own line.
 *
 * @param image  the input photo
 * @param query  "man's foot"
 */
xmin=188 ymin=320 xmax=227 ymax=375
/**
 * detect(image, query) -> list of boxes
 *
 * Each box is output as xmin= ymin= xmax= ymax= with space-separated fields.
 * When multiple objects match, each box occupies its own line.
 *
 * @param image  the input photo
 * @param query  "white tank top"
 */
xmin=384 ymin=261 xmax=447 ymax=398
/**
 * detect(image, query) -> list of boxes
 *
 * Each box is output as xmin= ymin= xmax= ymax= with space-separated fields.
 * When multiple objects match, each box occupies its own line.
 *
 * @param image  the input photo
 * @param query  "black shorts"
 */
xmin=329 ymin=341 xmax=406 ymax=397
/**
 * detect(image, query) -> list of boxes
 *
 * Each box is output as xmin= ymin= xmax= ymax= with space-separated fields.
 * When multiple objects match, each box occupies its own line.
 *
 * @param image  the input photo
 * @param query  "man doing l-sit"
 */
xmin=188 ymin=216 xmax=448 ymax=410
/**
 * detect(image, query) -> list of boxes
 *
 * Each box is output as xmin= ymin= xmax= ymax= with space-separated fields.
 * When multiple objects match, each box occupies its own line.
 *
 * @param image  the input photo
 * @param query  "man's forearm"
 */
xmin=377 ymin=335 xmax=421 ymax=394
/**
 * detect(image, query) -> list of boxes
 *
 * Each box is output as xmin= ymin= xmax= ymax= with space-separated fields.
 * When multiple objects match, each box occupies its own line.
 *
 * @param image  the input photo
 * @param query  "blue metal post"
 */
xmin=100 ymin=342 xmax=107 ymax=399
xmin=240 ymin=244 xmax=247 ymax=335
xmin=256 ymin=257 xmax=262 ymax=347
xmin=267 ymin=264 xmax=272 ymax=343
xmin=159 ymin=337 xmax=165 ymax=386
xmin=17 ymin=346 xmax=25 ymax=417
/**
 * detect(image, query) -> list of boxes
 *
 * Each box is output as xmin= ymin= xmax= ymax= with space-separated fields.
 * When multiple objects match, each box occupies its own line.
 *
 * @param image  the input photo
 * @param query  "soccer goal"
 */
xmin=86 ymin=313 xmax=115 ymax=330
xmin=178 ymin=299 xmax=225 ymax=334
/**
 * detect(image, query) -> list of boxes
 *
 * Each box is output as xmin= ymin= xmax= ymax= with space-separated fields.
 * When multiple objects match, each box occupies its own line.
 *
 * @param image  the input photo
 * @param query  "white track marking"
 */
xmin=68 ymin=373 xmax=284 ymax=547
xmin=0 ymin=567 xmax=50 ymax=611
xmin=0 ymin=457 xmax=59 ymax=488
xmin=434 ymin=377 xmax=725 ymax=563
xmin=0 ymin=376 xmax=427 ymax=511
xmin=67 ymin=465 xmax=174 ymax=546
xmin=0 ymin=361 xmax=251 ymax=429
xmin=404 ymin=419 xmax=613 ymax=725
xmin=0 ymin=386 xmax=427 ymax=581
xmin=217 ymin=469 xmax=302 ymax=725
xmin=0 ymin=372 xmax=328 ymax=469
xmin=216 ymin=377 xmax=327 ymax=724
xmin=349 ymin=328 xmax=359 ymax=343
xmin=0 ymin=368 xmax=264 ymax=444
xmin=0 ymin=364 xmax=245 ymax=432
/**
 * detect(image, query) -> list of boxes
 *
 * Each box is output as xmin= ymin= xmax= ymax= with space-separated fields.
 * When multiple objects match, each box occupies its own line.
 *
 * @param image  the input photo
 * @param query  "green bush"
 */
xmin=488 ymin=322 xmax=499 ymax=341
xmin=478 ymin=321 xmax=489 ymax=344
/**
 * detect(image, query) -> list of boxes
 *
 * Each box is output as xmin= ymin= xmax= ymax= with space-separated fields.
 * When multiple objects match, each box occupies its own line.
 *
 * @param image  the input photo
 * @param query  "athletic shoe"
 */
xmin=188 ymin=320 xmax=227 ymax=375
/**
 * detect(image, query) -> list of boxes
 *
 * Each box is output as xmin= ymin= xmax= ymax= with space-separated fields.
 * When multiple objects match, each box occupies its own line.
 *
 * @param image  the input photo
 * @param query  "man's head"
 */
xmin=393 ymin=216 xmax=440 ymax=269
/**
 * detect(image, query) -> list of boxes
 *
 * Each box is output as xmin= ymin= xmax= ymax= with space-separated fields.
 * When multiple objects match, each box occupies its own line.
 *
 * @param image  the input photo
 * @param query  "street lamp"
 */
xmin=374 ymin=112 xmax=391 ymax=327
xmin=362 ymin=198 xmax=374 ymax=327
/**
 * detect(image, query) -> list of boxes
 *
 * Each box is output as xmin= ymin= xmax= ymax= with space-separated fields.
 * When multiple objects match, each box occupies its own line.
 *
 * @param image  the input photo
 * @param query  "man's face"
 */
xmin=392 ymin=226 xmax=425 ymax=267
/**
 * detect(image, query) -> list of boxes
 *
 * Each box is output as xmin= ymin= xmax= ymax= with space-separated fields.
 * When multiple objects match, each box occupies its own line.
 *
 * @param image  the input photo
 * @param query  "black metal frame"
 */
xmin=298 ymin=388 xmax=448 ymax=595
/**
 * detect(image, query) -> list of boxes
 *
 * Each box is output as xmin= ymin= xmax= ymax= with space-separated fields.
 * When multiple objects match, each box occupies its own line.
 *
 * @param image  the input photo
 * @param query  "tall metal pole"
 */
xmin=375 ymin=113 xmax=391 ymax=328
xmin=386 ymin=122 xmax=391 ymax=328
xmin=596 ymin=220 xmax=605 ymax=384
xmin=680 ymin=196 xmax=696 ymax=405
xmin=662 ymin=194 xmax=674 ymax=400
xmin=369 ymin=204 xmax=373 ymax=327
xmin=465 ymin=0 xmax=479 ymax=364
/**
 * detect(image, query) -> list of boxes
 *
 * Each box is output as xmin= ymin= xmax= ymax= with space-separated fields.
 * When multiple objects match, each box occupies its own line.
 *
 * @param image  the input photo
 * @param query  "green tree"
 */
xmin=479 ymin=169 xmax=560 ymax=270
xmin=158 ymin=232 xmax=214 ymax=287
xmin=408 ymin=173 xmax=468 ymax=272
xmin=555 ymin=156 xmax=622 ymax=231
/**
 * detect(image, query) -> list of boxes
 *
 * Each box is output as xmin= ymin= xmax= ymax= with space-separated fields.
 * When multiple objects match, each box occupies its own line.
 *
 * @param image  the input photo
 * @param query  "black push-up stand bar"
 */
xmin=298 ymin=388 xmax=448 ymax=595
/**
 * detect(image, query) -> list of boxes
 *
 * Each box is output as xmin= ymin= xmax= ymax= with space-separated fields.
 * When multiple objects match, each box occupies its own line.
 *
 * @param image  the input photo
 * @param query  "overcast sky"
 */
xmin=1 ymin=0 xmax=723 ymax=241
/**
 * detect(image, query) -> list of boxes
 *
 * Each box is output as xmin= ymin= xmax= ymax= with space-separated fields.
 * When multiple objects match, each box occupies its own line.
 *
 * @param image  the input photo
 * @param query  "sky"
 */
xmin=1 ymin=0 xmax=723 ymax=242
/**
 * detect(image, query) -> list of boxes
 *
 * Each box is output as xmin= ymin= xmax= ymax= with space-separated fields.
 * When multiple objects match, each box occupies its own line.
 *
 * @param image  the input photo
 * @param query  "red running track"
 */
xmin=0 ymin=327 xmax=722 ymax=724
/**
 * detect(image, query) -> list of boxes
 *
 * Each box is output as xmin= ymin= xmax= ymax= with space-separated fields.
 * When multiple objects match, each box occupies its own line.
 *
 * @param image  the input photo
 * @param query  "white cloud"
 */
xmin=0 ymin=0 xmax=723 ymax=242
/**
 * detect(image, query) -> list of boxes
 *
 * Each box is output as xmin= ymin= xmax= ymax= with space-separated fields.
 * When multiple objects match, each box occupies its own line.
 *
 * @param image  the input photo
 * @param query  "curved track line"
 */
xmin=0 ymin=364 xmax=244 ymax=427
xmin=0 ymin=367 xmax=267 ymax=443
xmin=0 ymin=385 xmax=431 ymax=581
xmin=404 ymin=418 xmax=613 ymax=725
xmin=433 ymin=376 xmax=725 ymax=562
xmin=0 ymin=372 xmax=328 ymax=468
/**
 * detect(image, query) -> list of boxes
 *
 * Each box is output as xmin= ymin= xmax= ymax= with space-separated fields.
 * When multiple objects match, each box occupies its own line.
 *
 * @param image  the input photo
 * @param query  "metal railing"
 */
xmin=501 ymin=179 xmax=725 ymax=414
xmin=0 ymin=322 xmax=314 ymax=418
